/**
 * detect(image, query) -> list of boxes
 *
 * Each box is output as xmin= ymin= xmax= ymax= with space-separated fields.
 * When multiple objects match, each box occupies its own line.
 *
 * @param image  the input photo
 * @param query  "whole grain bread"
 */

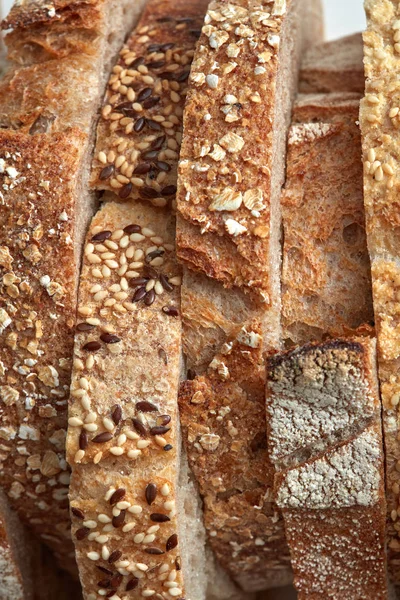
xmin=299 ymin=33 xmax=364 ymax=94
xmin=360 ymin=0 xmax=400 ymax=582
xmin=176 ymin=0 xmax=323 ymax=591
xmin=0 ymin=0 xmax=147 ymax=573
xmin=266 ymin=337 xmax=388 ymax=599
xmin=281 ymin=92 xmax=373 ymax=345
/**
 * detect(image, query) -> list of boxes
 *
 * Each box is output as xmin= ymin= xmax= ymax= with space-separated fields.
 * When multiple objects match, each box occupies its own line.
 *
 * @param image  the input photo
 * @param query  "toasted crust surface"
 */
xmin=360 ymin=0 xmax=400 ymax=580
xmin=282 ymin=93 xmax=373 ymax=345
xmin=267 ymin=337 xmax=388 ymax=599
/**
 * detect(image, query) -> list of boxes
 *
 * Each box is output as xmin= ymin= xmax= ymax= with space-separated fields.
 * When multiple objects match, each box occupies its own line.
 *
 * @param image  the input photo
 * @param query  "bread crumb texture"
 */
xmin=361 ymin=0 xmax=400 ymax=580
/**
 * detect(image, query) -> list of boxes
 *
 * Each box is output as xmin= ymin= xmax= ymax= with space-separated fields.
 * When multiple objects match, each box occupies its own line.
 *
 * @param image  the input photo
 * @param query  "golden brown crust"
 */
xmin=267 ymin=337 xmax=388 ymax=599
xmin=179 ymin=324 xmax=291 ymax=592
xmin=282 ymin=94 xmax=374 ymax=345
xmin=360 ymin=0 xmax=400 ymax=581
xmin=91 ymin=0 xmax=208 ymax=207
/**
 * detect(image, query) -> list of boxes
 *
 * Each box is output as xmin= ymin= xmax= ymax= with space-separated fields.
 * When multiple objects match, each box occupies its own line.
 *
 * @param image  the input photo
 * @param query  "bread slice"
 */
xmin=0 ymin=0 xmax=147 ymax=573
xmin=360 ymin=0 xmax=400 ymax=582
xmin=266 ymin=337 xmax=388 ymax=599
xmin=175 ymin=0 xmax=323 ymax=590
xmin=299 ymin=33 xmax=364 ymax=94
xmin=282 ymin=92 xmax=374 ymax=345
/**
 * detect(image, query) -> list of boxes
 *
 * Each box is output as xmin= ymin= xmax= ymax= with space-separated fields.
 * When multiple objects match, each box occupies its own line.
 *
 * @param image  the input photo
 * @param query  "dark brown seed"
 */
xmin=100 ymin=333 xmax=121 ymax=344
xmin=76 ymin=527 xmax=90 ymax=540
xmin=99 ymin=166 xmax=115 ymax=181
xmin=145 ymin=483 xmax=157 ymax=505
xmin=71 ymin=507 xmax=85 ymax=520
xmin=108 ymin=550 xmax=122 ymax=564
xmin=146 ymin=249 xmax=164 ymax=262
xmin=112 ymin=509 xmax=126 ymax=528
xmin=133 ymin=286 xmax=147 ymax=302
xmin=110 ymin=574 xmax=123 ymax=589
xmin=129 ymin=277 xmax=149 ymax=288
xmin=131 ymin=56 xmax=145 ymax=69
xmin=119 ymin=183 xmax=133 ymax=199
xmin=150 ymin=426 xmax=170 ymax=436
xmin=151 ymin=135 xmax=166 ymax=150
xmin=175 ymin=69 xmax=191 ymax=83
xmin=133 ymin=163 xmax=151 ymax=175
xmin=155 ymin=161 xmax=171 ymax=172
xmin=158 ymin=415 xmax=171 ymax=426
xmin=190 ymin=29 xmax=202 ymax=38
xmin=92 ymin=230 xmax=112 ymax=242
xmin=145 ymin=547 xmax=165 ymax=555
xmin=146 ymin=119 xmax=162 ymax=131
xmin=137 ymin=87 xmax=153 ymax=102
xmin=162 ymin=306 xmax=179 ymax=317
xmin=123 ymin=224 xmax=141 ymax=234
xmin=187 ymin=369 xmax=196 ymax=380
xmin=136 ymin=401 xmax=158 ymax=412
xmin=134 ymin=117 xmax=146 ymax=132
xmin=150 ymin=513 xmax=170 ymax=523
xmin=147 ymin=60 xmax=165 ymax=69
xmin=109 ymin=488 xmax=126 ymax=506
xmin=143 ymin=96 xmax=161 ymax=109
xmin=147 ymin=42 xmax=162 ymax=52
xmin=126 ymin=578 xmax=139 ymax=591
xmin=166 ymin=533 xmax=178 ymax=552
xmin=155 ymin=16 xmax=173 ymax=22
xmin=159 ymin=71 xmax=175 ymax=81
xmin=76 ymin=322 xmax=96 ymax=332
xmin=97 ymin=566 xmax=113 ymax=575
xmin=175 ymin=557 xmax=181 ymax=571
xmin=144 ymin=267 xmax=158 ymax=279
xmin=159 ymin=274 xmax=173 ymax=291
xmin=92 ymin=432 xmax=113 ymax=444
xmin=161 ymin=185 xmax=177 ymax=196
xmin=112 ymin=404 xmax=122 ymax=425
xmin=140 ymin=186 xmax=159 ymax=199
xmin=144 ymin=289 xmax=155 ymax=306
xmin=105 ymin=592 xmax=116 ymax=599
xmin=79 ymin=430 xmax=88 ymax=450
xmin=161 ymin=42 xmax=175 ymax=51
xmin=82 ymin=341 xmax=101 ymax=352
xmin=177 ymin=17 xmax=193 ymax=23
xmin=97 ymin=579 xmax=111 ymax=589
xmin=141 ymin=150 xmax=159 ymax=160
xmin=132 ymin=418 xmax=147 ymax=436
xmin=164 ymin=444 xmax=173 ymax=451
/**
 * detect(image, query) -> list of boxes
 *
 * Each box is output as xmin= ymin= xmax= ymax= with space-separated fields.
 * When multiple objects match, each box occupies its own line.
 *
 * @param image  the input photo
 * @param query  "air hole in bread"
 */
xmin=343 ymin=222 xmax=362 ymax=245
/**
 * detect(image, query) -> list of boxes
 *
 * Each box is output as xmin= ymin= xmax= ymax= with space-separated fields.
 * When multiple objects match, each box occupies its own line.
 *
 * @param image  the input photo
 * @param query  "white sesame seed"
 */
xmin=136 ymin=563 xmax=148 ymax=572
xmin=68 ymin=417 xmax=83 ymax=427
xmin=104 ymin=487 xmax=116 ymax=501
xmin=95 ymin=535 xmax=109 ymax=544
xmin=161 ymin=483 xmax=170 ymax=496
xmin=137 ymin=440 xmax=151 ymax=449
xmin=102 ymin=546 xmax=110 ymax=560
xmin=85 ymin=411 xmax=97 ymax=423
xmin=87 ymin=552 xmax=100 ymax=561
xmin=84 ymin=423 xmax=98 ymax=432
xmin=74 ymin=450 xmax=85 ymax=463
xmin=128 ymin=505 xmax=143 ymax=515
xmin=98 ymin=514 xmax=112 ymax=523
xmin=134 ymin=533 xmax=145 ymax=543
xmin=110 ymin=447 xmax=124 ymax=456
xmin=146 ymin=525 xmax=160 ymax=534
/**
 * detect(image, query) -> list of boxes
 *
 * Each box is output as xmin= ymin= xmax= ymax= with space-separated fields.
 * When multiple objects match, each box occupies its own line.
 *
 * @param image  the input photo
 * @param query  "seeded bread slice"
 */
xmin=360 ymin=0 xmax=400 ymax=582
xmin=0 ymin=0 xmax=147 ymax=573
xmin=281 ymin=92 xmax=373 ymax=345
xmin=266 ymin=337 xmax=388 ymax=599
xmin=299 ymin=33 xmax=364 ymax=94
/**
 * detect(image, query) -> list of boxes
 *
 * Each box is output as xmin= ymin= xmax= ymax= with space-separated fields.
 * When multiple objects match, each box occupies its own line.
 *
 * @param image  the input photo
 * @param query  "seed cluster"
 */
xmin=93 ymin=13 xmax=204 ymax=208
xmin=71 ymin=479 xmax=183 ymax=599
xmin=69 ymin=222 xmax=181 ymax=465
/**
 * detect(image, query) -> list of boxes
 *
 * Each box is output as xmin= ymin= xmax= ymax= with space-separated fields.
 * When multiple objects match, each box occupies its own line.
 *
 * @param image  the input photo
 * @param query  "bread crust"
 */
xmin=282 ymin=93 xmax=374 ymax=345
xmin=360 ymin=0 xmax=400 ymax=581
xmin=267 ymin=337 xmax=388 ymax=599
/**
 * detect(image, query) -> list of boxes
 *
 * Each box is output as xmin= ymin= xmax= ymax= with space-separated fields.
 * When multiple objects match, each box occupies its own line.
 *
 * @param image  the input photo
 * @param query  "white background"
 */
xmin=1 ymin=0 xmax=366 ymax=38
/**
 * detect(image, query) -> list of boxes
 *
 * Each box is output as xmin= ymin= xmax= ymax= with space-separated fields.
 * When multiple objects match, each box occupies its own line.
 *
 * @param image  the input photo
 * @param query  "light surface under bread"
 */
xmin=299 ymin=33 xmax=364 ymax=94
xmin=267 ymin=337 xmax=388 ymax=599
xmin=360 ymin=0 xmax=400 ymax=582
xmin=282 ymin=93 xmax=374 ymax=345
xmin=0 ymin=0 xmax=146 ymax=573
xmin=67 ymin=200 xmax=184 ymax=600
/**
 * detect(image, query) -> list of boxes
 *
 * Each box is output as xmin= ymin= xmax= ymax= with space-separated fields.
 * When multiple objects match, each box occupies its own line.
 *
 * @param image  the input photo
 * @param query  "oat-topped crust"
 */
xmin=179 ymin=324 xmax=291 ymax=592
xmin=91 ymin=0 xmax=208 ymax=208
xmin=0 ymin=129 xmax=85 ymax=571
xmin=267 ymin=337 xmax=388 ymax=599
xmin=360 ymin=0 xmax=400 ymax=580
xmin=67 ymin=201 xmax=184 ymax=599
xmin=176 ymin=0 xmax=292 ymax=298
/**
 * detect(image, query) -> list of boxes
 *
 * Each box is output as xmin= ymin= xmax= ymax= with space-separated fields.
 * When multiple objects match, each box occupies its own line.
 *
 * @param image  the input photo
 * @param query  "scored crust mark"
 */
xmin=67 ymin=200 xmax=185 ymax=599
xmin=179 ymin=324 xmax=291 ymax=592
xmin=361 ymin=0 xmax=400 ymax=581
xmin=92 ymin=1 xmax=207 ymax=209
xmin=267 ymin=337 xmax=388 ymax=599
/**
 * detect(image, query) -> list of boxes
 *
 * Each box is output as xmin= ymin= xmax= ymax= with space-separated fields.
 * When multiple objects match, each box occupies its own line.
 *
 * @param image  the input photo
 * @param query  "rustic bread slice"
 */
xmin=0 ymin=0 xmax=147 ymax=573
xmin=299 ymin=33 xmax=364 ymax=94
xmin=360 ymin=0 xmax=400 ymax=581
xmin=266 ymin=337 xmax=388 ymax=599
xmin=281 ymin=92 xmax=373 ymax=346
